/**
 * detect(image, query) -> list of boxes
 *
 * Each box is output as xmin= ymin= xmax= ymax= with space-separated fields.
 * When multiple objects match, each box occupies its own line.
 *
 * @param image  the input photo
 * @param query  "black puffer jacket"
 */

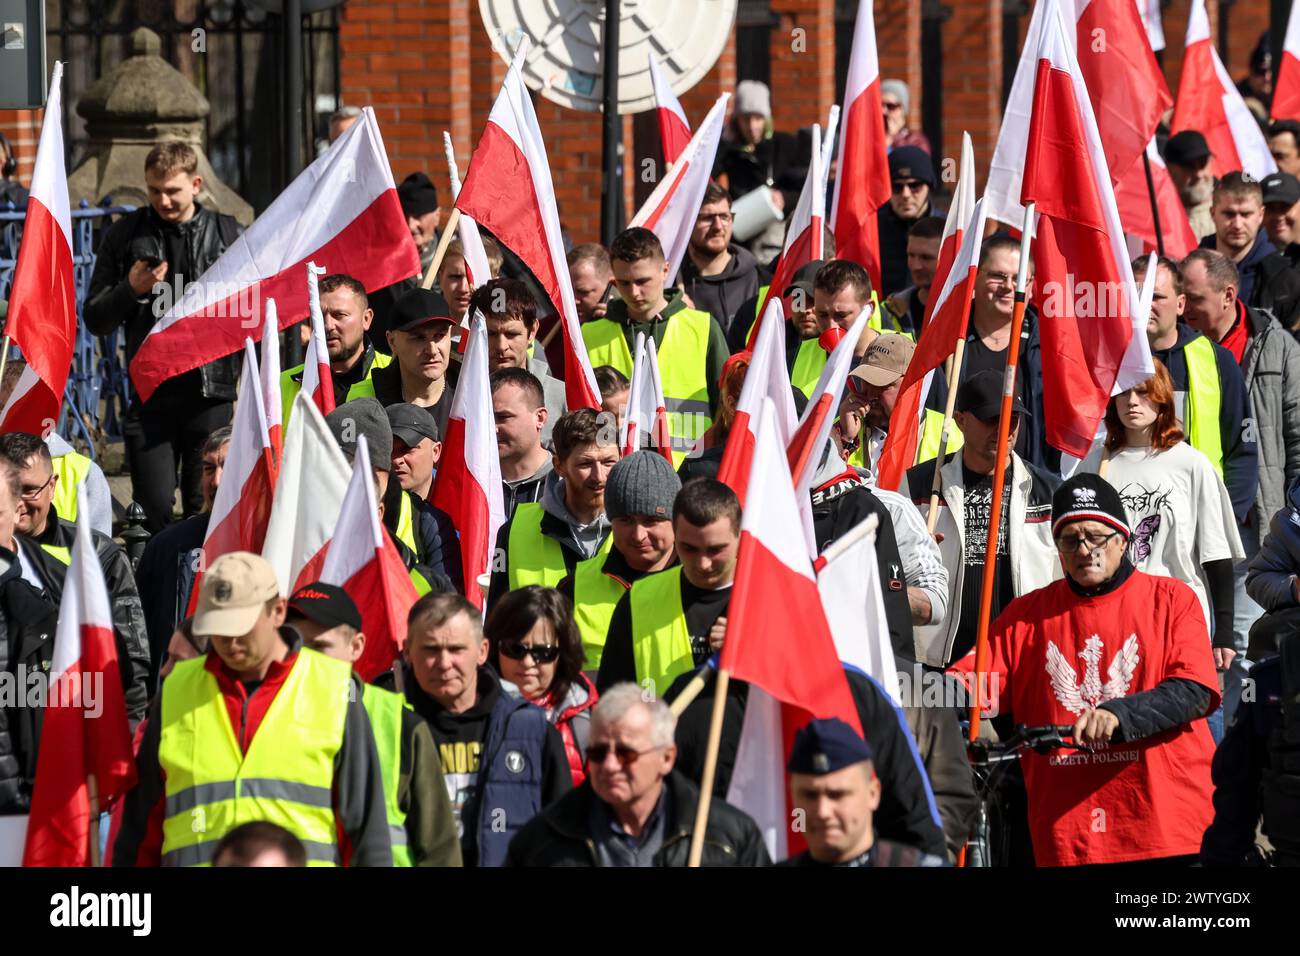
xmin=84 ymin=203 xmax=243 ymax=402
xmin=19 ymin=510 xmax=151 ymax=723
xmin=0 ymin=548 xmax=60 ymax=814
xmin=505 ymin=769 xmax=771 ymax=866
xmin=810 ymin=468 xmax=915 ymax=663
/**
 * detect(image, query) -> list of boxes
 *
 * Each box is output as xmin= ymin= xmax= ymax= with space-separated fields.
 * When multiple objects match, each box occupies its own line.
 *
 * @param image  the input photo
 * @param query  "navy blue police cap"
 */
xmin=787 ymin=718 xmax=875 ymax=775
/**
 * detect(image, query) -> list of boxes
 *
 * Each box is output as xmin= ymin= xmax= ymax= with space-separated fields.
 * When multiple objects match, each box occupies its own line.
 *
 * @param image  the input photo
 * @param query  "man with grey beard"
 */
xmin=1165 ymin=131 xmax=1217 ymax=241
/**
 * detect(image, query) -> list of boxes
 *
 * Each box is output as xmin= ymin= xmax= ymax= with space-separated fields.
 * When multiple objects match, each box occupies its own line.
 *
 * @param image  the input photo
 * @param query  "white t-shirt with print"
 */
xmin=1084 ymin=441 xmax=1244 ymax=628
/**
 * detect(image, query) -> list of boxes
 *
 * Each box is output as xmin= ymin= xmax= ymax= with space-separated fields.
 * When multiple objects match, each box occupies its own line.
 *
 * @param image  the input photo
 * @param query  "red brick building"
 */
xmin=0 ymin=0 xmax=1280 ymax=241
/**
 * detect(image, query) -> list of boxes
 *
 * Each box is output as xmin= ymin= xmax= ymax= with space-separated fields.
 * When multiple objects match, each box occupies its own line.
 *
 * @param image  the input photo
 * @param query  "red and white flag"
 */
xmin=986 ymin=0 xmax=1172 ymax=228
xmin=0 ymin=62 xmax=75 ymax=436
xmin=301 ymin=262 xmax=335 ymax=416
xmin=444 ymin=130 xmax=493 ymax=338
xmin=650 ymin=55 xmax=692 ymax=166
xmin=130 ymin=107 xmax=418 ymax=400
xmin=815 ymin=513 xmax=902 ymax=705
xmin=750 ymin=124 xmax=823 ymax=347
xmin=876 ymin=196 xmax=986 ymax=491
xmin=1136 ymin=0 xmax=1165 ymax=53
xmin=22 ymin=484 xmax=135 ymax=867
xmin=1276 ymin=1 xmax=1300 ymax=121
xmin=921 ymin=131 xmax=976 ymax=335
xmin=456 ymin=38 xmax=600 ymax=411
xmin=623 ymin=332 xmax=672 ymax=461
xmin=1023 ymin=0 xmax=1151 ymax=459
xmin=1115 ymin=137 xmax=1199 ymax=259
xmin=1171 ymin=0 xmax=1277 ymax=180
xmin=787 ymin=307 xmax=869 ymax=494
xmin=261 ymin=298 xmax=283 ymax=469
xmin=190 ymin=339 xmax=277 ymax=615
xmin=630 ymin=94 xmax=730 ymax=285
xmin=321 ymin=434 xmax=419 ymax=681
xmin=719 ymin=299 xmax=799 ymax=504
xmin=829 ymin=0 xmax=891 ymax=289
xmin=820 ymin=103 xmax=841 ymax=198
xmin=262 ymin=390 xmax=353 ymax=595
xmin=722 ymin=397 xmax=865 ymax=861
xmin=430 ymin=311 xmax=505 ymax=608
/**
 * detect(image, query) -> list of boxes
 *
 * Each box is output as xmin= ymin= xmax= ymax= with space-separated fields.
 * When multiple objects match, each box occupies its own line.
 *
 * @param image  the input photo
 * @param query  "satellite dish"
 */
xmin=479 ymin=0 xmax=738 ymax=114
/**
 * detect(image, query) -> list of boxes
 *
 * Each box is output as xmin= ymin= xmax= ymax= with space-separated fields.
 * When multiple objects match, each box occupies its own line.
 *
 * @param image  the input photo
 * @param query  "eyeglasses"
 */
xmin=982 ymin=271 xmax=1015 ymax=286
xmin=1055 ymin=531 xmax=1121 ymax=555
xmin=585 ymin=742 xmax=664 ymax=767
xmin=498 ymin=640 xmax=560 ymax=664
xmin=20 ymin=474 xmax=54 ymax=502
xmin=697 ymin=212 xmax=733 ymax=225
xmin=892 ymin=181 xmax=927 ymax=195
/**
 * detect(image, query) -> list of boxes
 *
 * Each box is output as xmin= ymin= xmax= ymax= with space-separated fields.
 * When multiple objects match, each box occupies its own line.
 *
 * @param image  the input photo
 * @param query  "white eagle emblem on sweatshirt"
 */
xmin=1045 ymin=634 xmax=1141 ymax=714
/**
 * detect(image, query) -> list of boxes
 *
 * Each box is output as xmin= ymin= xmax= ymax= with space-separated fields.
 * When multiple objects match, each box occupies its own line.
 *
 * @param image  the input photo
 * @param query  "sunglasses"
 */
xmin=498 ymin=640 xmax=560 ymax=664
xmin=585 ymin=743 xmax=664 ymax=767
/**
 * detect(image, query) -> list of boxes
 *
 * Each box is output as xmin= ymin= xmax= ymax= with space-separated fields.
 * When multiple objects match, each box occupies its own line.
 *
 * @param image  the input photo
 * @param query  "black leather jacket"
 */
xmin=0 ymin=548 xmax=60 ymax=814
xmin=84 ymin=203 xmax=243 ymax=402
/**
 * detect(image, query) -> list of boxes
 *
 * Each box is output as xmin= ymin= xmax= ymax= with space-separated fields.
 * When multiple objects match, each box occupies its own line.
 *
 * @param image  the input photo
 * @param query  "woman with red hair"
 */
xmin=1089 ymin=360 xmax=1243 ymax=666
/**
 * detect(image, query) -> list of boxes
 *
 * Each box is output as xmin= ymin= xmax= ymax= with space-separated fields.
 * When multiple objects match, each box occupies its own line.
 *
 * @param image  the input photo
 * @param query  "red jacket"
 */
xmin=543 ymin=674 xmax=598 ymax=787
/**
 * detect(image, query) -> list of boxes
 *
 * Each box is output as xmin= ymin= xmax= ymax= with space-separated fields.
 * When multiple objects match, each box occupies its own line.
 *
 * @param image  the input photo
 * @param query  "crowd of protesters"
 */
xmin=3 ymin=40 xmax=1300 ymax=870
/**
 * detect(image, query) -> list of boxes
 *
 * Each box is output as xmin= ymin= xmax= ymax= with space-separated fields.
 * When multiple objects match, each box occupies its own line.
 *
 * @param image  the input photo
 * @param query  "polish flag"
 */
xmin=1276 ymin=1 xmax=1300 ymax=121
xmin=1114 ymin=137 xmax=1199 ymax=259
xmin=749 ymin=124 xmax=823 ymax=347
xmin=786 ymin=307 xmax=869 ymax=494
xmin=456 ymin=38 xmax=600 ymax=411
xmin=1023 ymin=0 xmax=1151 ymax=458
xmin=130 ymin=108 xmax=418 ymax=400
xmin=986 ymin=0 xmax=1173 ymax=228
xmin=815 ymin=513 xmax=902 ymax=705
xmin=301 ymin=262 xmax=335 ymax=416
xmin=875 ymin=196 xmax=987 ymax=491
xmin=430 ymin=312 xmax=505 ymax=608
xmin=22 ymin=484 xmax=134 ymax=867
xmin=921 ymin=131 xmax=976 ymax=336
xmin=1171 ymin=0 xmax=1277 ymax=181
xmin=321 ymin=435 xmax=419 ymax=681
xmin=262 ymin=390 xmax=353 ymax=596
xmin=624 ymin=333 xmax=672 ymax=462
xmin=261 ymin=298 xmax=283 ymax=470
xmin=1135 ymin=0 xmax=1165 ymax=53
xmin=721 ymin=397 xmax=865 ymax=861
xmin=650 ymin=55 xmax=692 ymax=166
xmin=719 ymin=298 xmax=799 ymax=505
xmin=829 ymin=0 xmax=891 ymax=290
xmin=0 ymin=63 xmax=75 ymax=436
xmin=630 ymin=94 xmax=730 ymax=285
xmin=820 ymin=103 xmax=841 ymax=198
xmin=189 ymin=339 xmax=277 ymax=615
xmin=444 ymin=131 xmax=494 ymax=343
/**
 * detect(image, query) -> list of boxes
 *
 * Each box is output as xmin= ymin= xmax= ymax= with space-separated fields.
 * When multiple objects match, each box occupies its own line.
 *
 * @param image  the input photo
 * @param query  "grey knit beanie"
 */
xmin=605 ymin=450 xmax=682 ymax=520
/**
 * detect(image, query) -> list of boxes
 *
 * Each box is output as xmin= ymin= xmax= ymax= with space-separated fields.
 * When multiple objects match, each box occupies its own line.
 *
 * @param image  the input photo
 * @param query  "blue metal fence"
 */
xmin=0 ymin=199 xmax=136 ymax=460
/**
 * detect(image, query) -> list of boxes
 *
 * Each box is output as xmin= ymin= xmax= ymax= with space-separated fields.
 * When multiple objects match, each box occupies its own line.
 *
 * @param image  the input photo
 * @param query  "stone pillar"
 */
xmin=67 ymin=27 xmax=252 ymax=224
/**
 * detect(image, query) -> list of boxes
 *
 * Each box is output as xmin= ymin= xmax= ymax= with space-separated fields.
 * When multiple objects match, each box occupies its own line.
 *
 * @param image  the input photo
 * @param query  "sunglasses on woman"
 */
xmin=498 ymin=640 xmax=561 ymax=664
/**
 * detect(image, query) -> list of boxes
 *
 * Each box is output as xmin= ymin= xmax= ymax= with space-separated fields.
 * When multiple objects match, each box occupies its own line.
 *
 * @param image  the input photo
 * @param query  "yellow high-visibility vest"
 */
xmin=362 ymin=683 xmax=411 ymax=867
xmin=571 ymin=553 xmax=632 ymax=671
xmin=506 ymin=502 xmax=612 ymax=591
xmin=627 ymin=566 xmax=696 ymax=699
xmin=280 ymin=352 xmax=392 ymax=424
xmin=157 ymin=650 xmax=351 ymax=867
xmin=1183 ymin=334 xmax=1225 ymax=480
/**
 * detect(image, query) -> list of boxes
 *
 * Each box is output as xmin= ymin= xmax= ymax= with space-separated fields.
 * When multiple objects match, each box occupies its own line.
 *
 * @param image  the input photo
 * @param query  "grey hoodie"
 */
xmin=541 ymin=476 xmax=611 ymax=560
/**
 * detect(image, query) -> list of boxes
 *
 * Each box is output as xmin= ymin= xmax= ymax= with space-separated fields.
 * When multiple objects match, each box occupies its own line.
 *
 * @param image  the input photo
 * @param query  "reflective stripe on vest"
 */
xmin=791 ymin=338 xmax=828 ymax=399
xmin=628 ymin=566 xmax=695 ymax=698
xmin=158 ymin=650 xmax=350 ymax=867
xmin=572 ymin=554 xmax=631 ymax=671
xmin=279 ymin=352 xmax=393 ymax=425
xmin=1183 ymin=335 xmax=1225 ymax=480
xmin=362 ymin=683 xmax=410 ymax=867
xmin=506 ymin=502 xmax=612 ymax=590
xmin=582 ymin=312 xmax=714 ymax=465
xmin=51 ymin=450 xmax=94 ymax=526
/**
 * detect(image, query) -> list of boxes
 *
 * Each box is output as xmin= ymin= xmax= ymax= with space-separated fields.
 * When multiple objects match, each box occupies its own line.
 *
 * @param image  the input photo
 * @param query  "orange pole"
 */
xmin=966 ymin=202 xmax=1035 ymax=746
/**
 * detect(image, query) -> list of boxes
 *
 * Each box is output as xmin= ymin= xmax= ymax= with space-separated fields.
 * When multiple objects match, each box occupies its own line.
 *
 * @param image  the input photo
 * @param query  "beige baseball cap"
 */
xmin=193 ymin=552 xmax=281 ymax=638
xmin=849 ymin=333 xmax=916 ymax=388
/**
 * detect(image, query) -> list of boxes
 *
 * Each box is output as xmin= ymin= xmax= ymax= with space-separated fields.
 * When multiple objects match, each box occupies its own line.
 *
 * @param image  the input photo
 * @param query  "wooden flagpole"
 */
xmin=420 ymin=210 xmax=461 ymax=290
xmin=0 ymin=334 xmax=11 ymax=399
xmin=87 ymin=772 xmax=101 ymax=867
xmin=1141 ymin=151 xmax=1165 ymax=258
xmin=926 ymin=336 xmax=967 ymax=535
xmin=687 ymin=669 xmax=730 ymax=867
xmin=965 ymin=202 xmax=1035 ymax=746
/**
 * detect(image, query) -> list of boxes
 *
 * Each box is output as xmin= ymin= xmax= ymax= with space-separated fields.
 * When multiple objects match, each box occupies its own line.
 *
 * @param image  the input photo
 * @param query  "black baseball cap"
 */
xmin=287 ymin=582 xmax=362 ymax=632
xmin=956 ymin=369 xmax=1029 ymax=421
xmin=391 ymin=288 xmax=454 ymax=333
xmin=888 ymin=146 xmax=936 ymax=187
xmin=1165 ymin=130 xmax=1211 ymax=168
xmin=386 ymin=402 xmax=440 ymax=446
xmin=1262 ymin=172 xmax=1300 ymax=207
